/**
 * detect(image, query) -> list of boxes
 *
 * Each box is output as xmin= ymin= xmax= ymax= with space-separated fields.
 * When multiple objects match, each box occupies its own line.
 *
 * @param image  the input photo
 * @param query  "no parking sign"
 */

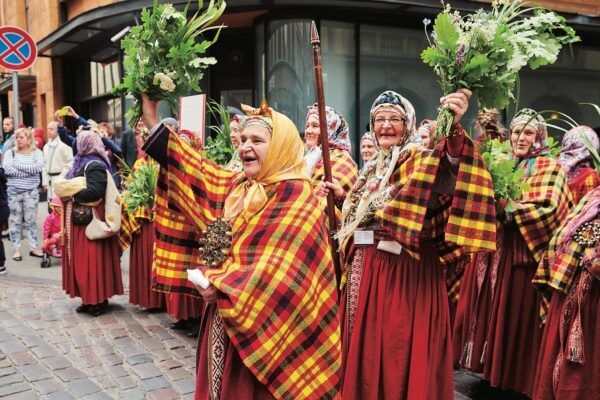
xmin=0 ymin=26 xmax=37 ymax=71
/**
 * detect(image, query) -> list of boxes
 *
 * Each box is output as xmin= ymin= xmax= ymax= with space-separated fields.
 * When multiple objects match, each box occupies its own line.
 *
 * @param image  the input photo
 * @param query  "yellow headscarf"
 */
xmin=224 ymin=101 xmax=308 ymax=222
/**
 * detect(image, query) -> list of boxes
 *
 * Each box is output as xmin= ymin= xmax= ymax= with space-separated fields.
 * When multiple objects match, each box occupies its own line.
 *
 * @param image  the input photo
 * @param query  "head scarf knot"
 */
xmin=224 ymin=101 xmax=308 ymax=222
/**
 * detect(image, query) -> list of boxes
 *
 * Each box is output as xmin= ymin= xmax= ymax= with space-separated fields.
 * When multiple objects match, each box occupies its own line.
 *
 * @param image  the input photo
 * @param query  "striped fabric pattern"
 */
xmin=513 ymin=157 xmax=572 ymax=264
xmin=567 ymin=167 xmax=600 ymax=205
xmin=119 ymin=206 xmax=151 ymax=251
xmin=2 ymin=149 xmax=44 ymax=192
xmin=377 ymin=134 xmax=497 ymax=261
xmin=533 ymin=186 xmax=597 ymax=321
xmin=154 ymin=130 xmax=341 ymax=399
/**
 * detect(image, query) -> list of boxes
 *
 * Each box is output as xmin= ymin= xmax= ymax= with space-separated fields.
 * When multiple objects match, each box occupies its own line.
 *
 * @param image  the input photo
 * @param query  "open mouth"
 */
xmin=242 ymin=155 xmax=257 ymax=163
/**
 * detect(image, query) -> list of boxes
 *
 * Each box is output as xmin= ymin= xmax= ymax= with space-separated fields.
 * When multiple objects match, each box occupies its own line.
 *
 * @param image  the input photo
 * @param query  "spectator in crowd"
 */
xmin=360 ymin=131 xmax=377 ymax=164
xmin=2 ymin=127 xmax=44 ymax=261
xmin=2 ymin=117 xmax=15 ymax=154
xmin=41 ymin=196 xmax=62 ymax=263
xmin=0 ymin=165 xmax=8 ymax=274
xmin=97 ymin=122 xmax=124 ymax=189
xmin=417 ymin=119 xmax=437 ymax=150
xmin=43 ymin=121 xmax=73 ymax=202
xmin=121 ymin=119 xmax=148 ymax=171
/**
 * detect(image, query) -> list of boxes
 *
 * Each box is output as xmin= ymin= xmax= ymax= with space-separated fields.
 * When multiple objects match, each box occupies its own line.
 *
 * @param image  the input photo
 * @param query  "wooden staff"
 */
xmin=311 ymin=21 xmax=343 ymax=284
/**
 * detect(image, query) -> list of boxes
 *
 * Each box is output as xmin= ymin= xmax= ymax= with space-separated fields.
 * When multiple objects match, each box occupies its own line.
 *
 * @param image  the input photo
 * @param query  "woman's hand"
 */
xmin=54 ymin=110 xmax=64 ymax=126
xmin=320 ymin=178 xmax=345 ymax=199
xmin=140 ymin=93 xmax=159 ymax=129
xmin=441 ymin=88 xmax=472 ymax=126
xmin=198 ymin=284 xmax=218 ymax=303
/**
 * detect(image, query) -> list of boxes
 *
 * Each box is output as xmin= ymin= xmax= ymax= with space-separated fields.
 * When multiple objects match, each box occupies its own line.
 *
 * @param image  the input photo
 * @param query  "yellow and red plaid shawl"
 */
xmin=534 ymin=186 xmax=597 ymax=321
xmin=311 ymin=149 xmax=358 ymax=221
xmin=513 ymin=156 xmax=572 ymax=264
xmin=376 ymin=135 xmax=497 ymax=262
xmin=153 ymin=129 xmax=341 ymax=399
xmin=119 ymin=206 xmax=151 ymax=251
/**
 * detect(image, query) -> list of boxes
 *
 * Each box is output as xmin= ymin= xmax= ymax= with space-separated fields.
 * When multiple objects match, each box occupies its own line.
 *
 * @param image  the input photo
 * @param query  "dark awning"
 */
xmin=0 ymin=74 xmax=36 ymax=102
xmin=37 ymin=0 xmax=600 ymax=63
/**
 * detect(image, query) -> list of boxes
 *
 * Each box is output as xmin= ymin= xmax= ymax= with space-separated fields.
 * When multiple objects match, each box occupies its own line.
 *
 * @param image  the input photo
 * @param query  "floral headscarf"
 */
xmin=337 ymin=91 xmax=420 ymax=244
xmin=558 ymin=125 xmax=599 ymax=179
xmin=361 ymin=131 xmax=376 ymax=146
xmin=510 ymin=108 xmax=549 ymax=159
xmin=65 ymin=131 xmax=111 ymax=179
xmin=304 ymin=104 xmax=351 ymax=177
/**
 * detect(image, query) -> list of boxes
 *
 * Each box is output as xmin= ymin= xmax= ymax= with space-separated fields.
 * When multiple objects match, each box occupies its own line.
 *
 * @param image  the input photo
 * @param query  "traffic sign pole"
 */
xmin=12 ymin=72 xmax=18 ymax=128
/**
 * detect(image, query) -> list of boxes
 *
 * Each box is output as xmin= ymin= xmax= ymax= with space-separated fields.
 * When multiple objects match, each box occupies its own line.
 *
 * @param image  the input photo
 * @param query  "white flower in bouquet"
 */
xmin=421 ymin=0 xmax=580 ymax=139
xmin=113 ymin=0 xmax=227 ymax=128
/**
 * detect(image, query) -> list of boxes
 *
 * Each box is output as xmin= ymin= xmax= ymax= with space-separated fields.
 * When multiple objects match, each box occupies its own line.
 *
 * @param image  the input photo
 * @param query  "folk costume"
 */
xmin=119 ymin=158 xmax=165 ymax=310
xmin=558 ymin=125 xmax=600 ymax=205
xmin=454 ymin=109 xmax=572 ymax=397
xmin=144 ymin=102 xmax=341 ymax=400
xmin=337 ymin=91 xmax=496 ymax=400
xmin=57 ymin=131 xmax=123 ymax=313
xmin=304 ymin=104 xmax=358 ymax=207
xmin=533 ymin=186 xmax=600 ymax=400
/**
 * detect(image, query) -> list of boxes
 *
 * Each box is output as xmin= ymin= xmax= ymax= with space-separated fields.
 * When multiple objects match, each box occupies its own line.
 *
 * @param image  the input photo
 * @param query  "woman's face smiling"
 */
xmin=238 ymin=125 xmax=271 ymax=179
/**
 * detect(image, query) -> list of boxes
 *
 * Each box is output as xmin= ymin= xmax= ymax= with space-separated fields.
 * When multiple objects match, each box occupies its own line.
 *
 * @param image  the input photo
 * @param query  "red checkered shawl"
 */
xmin=119 ymin=206 xmax=151 ymax=251
xmin=513 ymin=156 xmax=572 ymax=264
xmin=311 ymin=149 xmax=358 ymax=220
xmin=154 ymin=131 xmax=341 ymax=399
xmin=567 ymin=167 xmax=600 ymax=205
xmin=376 ymin=136 xmax=497 ymax=263
xmin=534 ymin=186 xmax=598 ymax=321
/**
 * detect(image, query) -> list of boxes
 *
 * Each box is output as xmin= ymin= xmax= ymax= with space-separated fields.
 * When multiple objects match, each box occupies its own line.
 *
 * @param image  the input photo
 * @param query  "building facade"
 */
xmin=1 ymin=0 xmax=599 ymax=154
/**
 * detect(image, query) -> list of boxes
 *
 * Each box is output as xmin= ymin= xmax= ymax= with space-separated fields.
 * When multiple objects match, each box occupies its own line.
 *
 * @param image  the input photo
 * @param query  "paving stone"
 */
xmin=122 ymin=387 xmax=145 ymax=400
xmin=151 ymin=349 xmax=172 ymax=362
xmin=165 ymin=366 xmax=193 ymax=381
xmin=20 ymin=334 xmax=44 ymax=348
xmin=67 ymin=377 xmax=101 ymax=396
xmin=42 ymin=390 xmax=77 ymax=400
xmin=148 ymin=387 xmax=180 ymax=400
xmin=173 ymin=377 xmax=196 ymax=395
xmin=140 ymin=376 xmax=170 ymax=391
xmin=71 ymin=335 xmax=91 ymax=348
xmin=0 ymin=340 xmax=26 ymax=354
xmin=0 ymin=382 xmax=31 ymax=397
xmin=0 ymin=366 xmax=17 ymax=378
xmin=102 ymin=353 xmax=123 ymax=366
xmin=131 ymin=362 xmax=162 ymax=379
xmin=4 ymin=390 xmax=37 ymax=400
xmin=95 ymin=373 xmax=117 ymax=390
xmin=0 ymin=371 xmax=24 ymax=386
xmin=18 ymin=363 xmax=52 ymax=382
xmin=125 ymin=354 xmax=152 ymax=366
xmin=32 ymin=377 xmax=65 ymax=395
xmin=8 ymin=351 xmax=37 ymax=365
xmin=54 ymin=367 xmax=87 ymax=382
xmin=28 ymin=319 xmax=47 ymax=330
xmin=31 ymin=344 xmax=59 ymax=359
xmin=43 ymin=355 xmax=72 ymax=370
xmin=118 ymin=344 xmax=145 ymax=357
xmin=106 ymin=364 xmax=128 ymax=378
xmin=172 ymin=346 xmax=193 ymax=359
xmin=115 ymin=376 xmax=138 ymax=390
xmin=82 ymin=391 xmax=114 ymax=400
xmin=139 ymin=337 xmax=164 ymax=351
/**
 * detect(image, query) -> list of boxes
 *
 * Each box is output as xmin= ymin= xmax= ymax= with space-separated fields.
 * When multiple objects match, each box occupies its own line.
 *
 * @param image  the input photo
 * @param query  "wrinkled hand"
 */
xmin=320 ymin=178 xmax=345 ymax=199
xmin=440 ymin=88 xmax=472 ymax=126
xmin=198 ymin=284 xmax=218 ymax=303
xmin=140 ymin=93 xmax=159 ymax=129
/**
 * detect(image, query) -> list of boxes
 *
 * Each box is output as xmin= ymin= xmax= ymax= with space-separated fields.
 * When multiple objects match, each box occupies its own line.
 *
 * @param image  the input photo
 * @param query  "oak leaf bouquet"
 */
xmin=113 ymin=0 xmax=226 ymax=128
xmin=421 ymin=0 xmax=580 ymax=140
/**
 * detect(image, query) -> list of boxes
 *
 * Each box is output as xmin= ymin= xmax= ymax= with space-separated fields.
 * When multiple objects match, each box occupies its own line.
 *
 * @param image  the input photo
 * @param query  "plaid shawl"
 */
xmin=154 ymin=130 xmax=341 ymax=399
xmin=312 ymin=148 xmax=358 ymax=221
xmin=513 ymin=157 xmax=572 ymax=264
xmin=567 ymin=167 xmax=600 ymax=205
xmin=119 ymin=206 xmax=151 ymax=251
xmin=376 ymin=134 xmax=497 ymax=261
xmin=534 ymin=186 xmax=598 ymax=321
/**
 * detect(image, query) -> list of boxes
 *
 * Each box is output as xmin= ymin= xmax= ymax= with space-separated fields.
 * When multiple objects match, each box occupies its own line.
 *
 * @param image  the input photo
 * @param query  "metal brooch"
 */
xmin=573 ymin=220 xmax=600 ymax=248
xmin=198 ymin=216 xmax=233 ymax=267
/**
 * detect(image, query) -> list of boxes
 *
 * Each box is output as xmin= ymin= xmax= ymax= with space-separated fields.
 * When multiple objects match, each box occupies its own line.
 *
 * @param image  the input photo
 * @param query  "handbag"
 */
xmin=85 ymin=169 xmax=122 ymax=240
xmin=72 ymin=204 xmax=93 ymax=225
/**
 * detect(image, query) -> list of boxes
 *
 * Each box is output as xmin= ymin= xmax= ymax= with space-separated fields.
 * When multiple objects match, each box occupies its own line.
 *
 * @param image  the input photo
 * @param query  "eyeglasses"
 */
xmin=374 ymin=117 xmax=403 ymax=127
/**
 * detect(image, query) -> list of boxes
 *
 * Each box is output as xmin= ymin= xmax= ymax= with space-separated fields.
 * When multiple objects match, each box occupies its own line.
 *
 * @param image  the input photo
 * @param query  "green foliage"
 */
xmin=112 ymin=1 xmax=226 ymax=128
xmin=120 ymin=160 xmax=159 ymax=215
xmin=204 ymin=100 xmax=235 ymax=166
xmin=481 ymin=139 xmax=530 ymax=213
xmin=421 ymin=0 xmax=579 ymax=139
xmin=546 ymin=136 xmax=562 ymax=158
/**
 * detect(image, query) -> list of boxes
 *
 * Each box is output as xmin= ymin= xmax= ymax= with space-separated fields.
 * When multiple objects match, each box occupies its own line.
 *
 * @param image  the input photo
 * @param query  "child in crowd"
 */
xmin=40 ymin=196 xmax=62 ymax=267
